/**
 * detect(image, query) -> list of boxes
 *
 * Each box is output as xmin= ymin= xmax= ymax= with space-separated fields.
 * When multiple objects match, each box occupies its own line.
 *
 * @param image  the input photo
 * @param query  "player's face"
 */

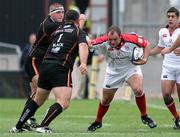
xmin=51 ymin=10 xmax=64 ymax=23
xmin=108 ymin=32 xmax=121 ymax=48
xmin=167 ymin=12 xmax=179 ymax=28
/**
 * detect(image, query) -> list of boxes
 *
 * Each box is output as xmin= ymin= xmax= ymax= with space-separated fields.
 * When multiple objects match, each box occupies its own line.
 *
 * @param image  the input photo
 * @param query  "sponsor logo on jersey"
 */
xmin=106 ymin=85 xmax=111 ymax=88
xmin=169 ymin=39 xmax=172 ymax=43
xmin=125 ymin=45 xmax=129 ymax=51
xmin=163 ymin=75 xmax=168 ymax=78
xmin=63 ymin=25 xmax=71 ymax=28
xmin=64 ymin=28 xmax=73 ymax=33
xmin=162 ymin=34 xmax=167 ymax=37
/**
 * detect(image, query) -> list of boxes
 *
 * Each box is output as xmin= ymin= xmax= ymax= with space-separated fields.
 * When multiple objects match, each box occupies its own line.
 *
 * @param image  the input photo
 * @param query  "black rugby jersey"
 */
xmin=29 ymin=15 xmax=64 ymax=61
xmin=44 ymin=22 xmax=87 ymax=70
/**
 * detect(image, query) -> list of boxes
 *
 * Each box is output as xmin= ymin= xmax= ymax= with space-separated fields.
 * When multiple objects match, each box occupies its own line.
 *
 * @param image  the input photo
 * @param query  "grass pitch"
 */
xmin=0 ymin=98 xmax=180 ymax=137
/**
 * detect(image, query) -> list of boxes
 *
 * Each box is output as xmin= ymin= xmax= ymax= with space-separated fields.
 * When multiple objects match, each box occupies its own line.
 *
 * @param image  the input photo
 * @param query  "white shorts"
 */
xmin=161 ymin=65 xmax=180 ymax=83
xmin=103 ymin=66 xmax=142 ymax=89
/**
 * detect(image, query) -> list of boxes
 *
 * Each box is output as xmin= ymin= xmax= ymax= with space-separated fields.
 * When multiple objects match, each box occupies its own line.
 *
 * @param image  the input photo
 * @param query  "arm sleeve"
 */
xmin=91 ymin=35 xmax=108 ymax=45
xmin=157 ymin=30 xmax=165 ymax=48
xmin=78 ymin=30 xmax=88 ymax=44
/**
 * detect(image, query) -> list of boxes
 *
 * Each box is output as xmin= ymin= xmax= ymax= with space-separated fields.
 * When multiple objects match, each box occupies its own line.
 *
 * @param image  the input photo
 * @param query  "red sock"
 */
xmin=95 ymin=102 xmax=109 ymax=123
xmin=135 ymin=92 xmax=147 ymax=116
xmin=166 ymin=99 xmax=179 ymax=119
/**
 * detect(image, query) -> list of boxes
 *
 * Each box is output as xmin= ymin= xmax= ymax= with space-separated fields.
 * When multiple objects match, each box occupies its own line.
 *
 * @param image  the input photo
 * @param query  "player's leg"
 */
xmin=176 ymin=69 xmax=180 ymax=103
xmin=161 ymin=80 xmax=180 ymax=129
xmin=24 ymin=58 xmax=40 ymax=127
xmin=127 ymin=74 xmax=157 ymax=128
xmin=36 ymin=65 xmax=72 ymax=133
xmin=161 ymin=65 xmax=180 ymax=129
xmin=10 ymin=87 xmax=50 ymax=133
xmin=36 ymin=87 xmax=72 ymax=133
xmin=176 ymin=83 xmax=180 ymax=102
xmin=87 ymin=88 xmax=117 ymax=132
xmin=24 ymin=57 xmax=38 ymax=105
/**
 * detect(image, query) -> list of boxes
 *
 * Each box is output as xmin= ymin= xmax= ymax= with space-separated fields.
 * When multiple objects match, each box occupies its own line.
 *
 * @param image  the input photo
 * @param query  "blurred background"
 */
xmin=0 ymin=0 xmax=179 ymax=98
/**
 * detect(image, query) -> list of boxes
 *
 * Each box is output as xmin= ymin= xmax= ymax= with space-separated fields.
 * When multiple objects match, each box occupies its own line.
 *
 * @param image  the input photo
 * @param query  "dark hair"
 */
xmin=107 ymin=26 xmax=121 ymax=36
xmin=65 ymin=10 xmax=80 ymax=22
xmin=167 ymin=7 xmax=179 ymax=17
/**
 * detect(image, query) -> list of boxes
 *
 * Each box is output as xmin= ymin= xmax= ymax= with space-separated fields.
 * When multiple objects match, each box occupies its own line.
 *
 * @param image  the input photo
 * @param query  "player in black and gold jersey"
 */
xmin=10 ymin=10 xmax=89 ymax=133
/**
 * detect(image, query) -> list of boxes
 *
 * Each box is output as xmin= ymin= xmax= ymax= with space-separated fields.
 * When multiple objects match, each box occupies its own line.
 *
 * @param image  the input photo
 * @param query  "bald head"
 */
xmin=107 ymin=26 xmax=122 ymax=48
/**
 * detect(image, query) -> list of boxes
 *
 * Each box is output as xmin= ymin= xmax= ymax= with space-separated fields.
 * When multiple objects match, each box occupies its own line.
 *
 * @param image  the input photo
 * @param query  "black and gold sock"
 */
xmin=41 ymin=103 xmax=62 ymax=127
xmin=16 ymin=100 xmax=39 ymax=129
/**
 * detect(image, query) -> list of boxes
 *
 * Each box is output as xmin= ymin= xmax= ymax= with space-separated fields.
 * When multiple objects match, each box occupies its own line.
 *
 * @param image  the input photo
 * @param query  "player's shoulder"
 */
xmin=159 ymin=28 xmax=168 ymax=34
xmin=121 ymin=33 xmax=146 ymax=46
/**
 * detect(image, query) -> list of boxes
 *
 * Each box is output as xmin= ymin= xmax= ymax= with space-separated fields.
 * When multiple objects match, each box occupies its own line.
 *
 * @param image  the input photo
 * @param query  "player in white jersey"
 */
xmin=150 ymin=7 xmax=180 ymax=129
xmin=87 ymin=26 xmax=157 ymax=132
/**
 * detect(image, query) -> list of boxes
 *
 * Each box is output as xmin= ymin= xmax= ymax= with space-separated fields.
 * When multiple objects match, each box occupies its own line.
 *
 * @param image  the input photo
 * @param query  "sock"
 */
xmin=95 ymin=102 xmax=109 ymax=123
xmin=165 ymin=99 xmax=179 ymax=119
xmin=16 ymin=100 xmax=39 ymax=129
xmin=41 ymin=103 xmax=63 ymax=127
xmin=24 ymin=97 xmax=32 ymax=106
xmin=135 ymin=92 xmax=147 ymax=117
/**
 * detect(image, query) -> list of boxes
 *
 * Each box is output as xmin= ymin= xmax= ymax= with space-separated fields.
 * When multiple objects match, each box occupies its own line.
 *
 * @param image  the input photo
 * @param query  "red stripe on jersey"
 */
xmin=90 ymin=33 xmax=148 ymax=48
xmin=62 ymin=42 xmax=77 ymax=66
xmin=91 ymin=35 xmax=108 ymax=45
xmin=32 ymin=57 xmax=39 ymax=75
xmin=121 ymin=33 xmax=148 ymax=48
xmin=67 ymin=69 xmax=71 ymax=87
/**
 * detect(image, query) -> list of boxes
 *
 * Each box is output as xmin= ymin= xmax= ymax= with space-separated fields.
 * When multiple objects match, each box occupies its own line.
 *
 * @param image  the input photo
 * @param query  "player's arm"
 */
xmin=79 ymin=14 xmax=86 ymax=29
xmin=142 ymin=40 xmax=150 ymax=63
xmin=134 ymin=40 xmax=150 ymax=65
xmin=79 ymin=43 xmax=89 ymax=74
xmin=78 ymin=30 xmax=89 ymax=74
xmin=150 ymin=29 xmax=165 ymax=56
xmin=88 ymin=35 xmax=108 ymax=49
xmin=161 ymin=35 xmax=180 ymax=55
xmin=150 ymin=45 xmax=164 ymax=56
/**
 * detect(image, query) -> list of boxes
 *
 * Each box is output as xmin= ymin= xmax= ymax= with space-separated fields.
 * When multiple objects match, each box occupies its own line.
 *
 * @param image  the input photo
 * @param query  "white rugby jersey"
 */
xmin=91 ymin=34 xmax=148 ymax=74
xmin=158 ymin=27 xmax=180 ymax=68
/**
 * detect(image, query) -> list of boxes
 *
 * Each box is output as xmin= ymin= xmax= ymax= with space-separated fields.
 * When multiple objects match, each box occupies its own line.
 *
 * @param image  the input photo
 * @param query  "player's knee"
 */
xmin=57 ymin=101 xmax=70 ymax=110
xmin=163 ymin=93 xmax=172 ymax=104
xmin=33 ymin=98 xmax=44 ymax=106
xmin=132 ymin=86 xmax=142 ymax=96
xmin=101 ymin=97 xmax=111 ymax=105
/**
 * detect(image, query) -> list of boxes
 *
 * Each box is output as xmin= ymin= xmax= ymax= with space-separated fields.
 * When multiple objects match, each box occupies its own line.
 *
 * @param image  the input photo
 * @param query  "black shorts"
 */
xmin=38 ymin=63 xmax=72 ymax=90
xmin=24 ymin=56 xmax=42 ymax=82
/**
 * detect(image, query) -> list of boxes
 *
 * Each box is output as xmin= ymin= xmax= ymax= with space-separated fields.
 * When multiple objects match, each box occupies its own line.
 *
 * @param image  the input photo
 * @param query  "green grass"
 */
xmin=0 ymin=98 xmax=180 ymax=137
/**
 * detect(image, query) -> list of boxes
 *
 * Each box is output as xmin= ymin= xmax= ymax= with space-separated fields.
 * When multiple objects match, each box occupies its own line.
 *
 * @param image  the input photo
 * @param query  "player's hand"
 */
xmin=98 ymin=55 xmax=105 ymax=63
xmin=79 ymin=63 xmax=87 ymax=75
xmin=174 ymin=48 xmax=180 ymax=56
xmin=161 ymin=47 xmax=171 ymax=55
xmin=133 ymin=57 xmax=147 ymax=65
xmin=88 ymin=40 xmax=93 ymax=48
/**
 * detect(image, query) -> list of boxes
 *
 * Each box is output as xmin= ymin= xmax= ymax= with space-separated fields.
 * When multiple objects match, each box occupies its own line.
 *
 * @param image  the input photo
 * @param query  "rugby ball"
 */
xmin=131 ymin=47 xmax=144 ymax=62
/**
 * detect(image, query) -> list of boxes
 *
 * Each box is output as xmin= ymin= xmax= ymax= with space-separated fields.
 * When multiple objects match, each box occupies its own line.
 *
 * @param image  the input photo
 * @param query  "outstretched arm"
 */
xmin=150 ymin=45 xmax=164 ymax=56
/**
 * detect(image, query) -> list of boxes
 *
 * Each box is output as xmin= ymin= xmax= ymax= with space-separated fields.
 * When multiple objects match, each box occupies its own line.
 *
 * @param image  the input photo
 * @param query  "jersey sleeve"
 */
xmin=157 ymin=29 xmax=165 ymax=48
xmin=121 ymin=33 xmax=149 ymax=48
xmin=78 ymin=29 xmax=88 ymax=44
xmin=91 ymin=35 xmax=108 ymax=45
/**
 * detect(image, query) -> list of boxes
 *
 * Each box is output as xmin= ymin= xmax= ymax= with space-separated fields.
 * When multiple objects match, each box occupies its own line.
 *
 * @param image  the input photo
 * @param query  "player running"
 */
xmin=87 ymin=26 xmax=157 ymax=132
